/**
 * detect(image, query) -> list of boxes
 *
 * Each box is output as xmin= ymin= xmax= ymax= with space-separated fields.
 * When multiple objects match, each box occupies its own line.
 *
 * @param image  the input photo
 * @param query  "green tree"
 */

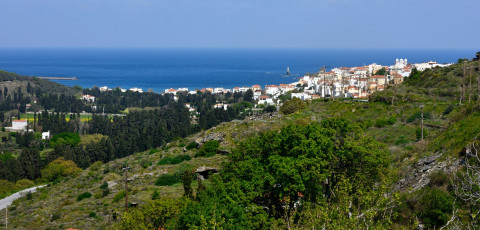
xmin=374 ymin=67 xmax=387 ymax=76
xmin=50 ymin=132 xmax=81 ymax=148
xmin=263 ymin=105 xmax=277 ymax=113
xmin=41 ymin=157 xmax=82 ymax=181
xmin=243 ymin=89 xmax=254 ymax=103
xmin=181 ymin=170 xmax=194 ymax=198
xmin=18 ymin=148 xmax=43 ymax=180
xmin=280 ymin=97 xmax=306 ymax=115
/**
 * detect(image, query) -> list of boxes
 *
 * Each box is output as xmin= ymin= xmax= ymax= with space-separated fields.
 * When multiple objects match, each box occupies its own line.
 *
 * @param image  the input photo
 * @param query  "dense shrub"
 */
xmin=113 ymin=191 xmax=126 ymax=202
xmin=151 ymin=189 xmax=160 ymax=200
xmin=41 ymin=157 xmax=82 ymax=182
xmin=387 ymin=116 xmax=397 ymax=125
xmin=263 ymin=105 xmax=277 ymax=113
xmin=280 ymin=97 xmax=306 ymax=115
xmin=26 ymin=191 xmax=33 ymax=200
xmin=185 ymin=141 xmax=198 ymax=150
xmin=15 ymin=179 xmax=35 ymax=188
xmin=417 ymin=188 xmax=454 ymax=228
xmin=158 ymin=155 xmax=191 ymax=165
xmin=100 ymin=182 xmax=110 ymax=197
xmin=407 ymin=111 xmax=431 ymax=123
xmin=195 ymin=140 xmax=220 ymax=157
xmin=89 ymin=211 xmax=97 ymax=218
xmin=89 ymin=161 xmax=103 ymax=171
xmin=77 ymin=192 xmax=92 ymax=201
xmin=375 ymin=118 xmax=388 ymax=127
xmin=149 ymin=148 xmax=160 ymax=155
xmin=100 ymin=182 xmax=108 ymax=190
xmin=155 ymin=174 xmax=179 ymax=186
xmin=443 ymin=105 xmax=454 ymax=115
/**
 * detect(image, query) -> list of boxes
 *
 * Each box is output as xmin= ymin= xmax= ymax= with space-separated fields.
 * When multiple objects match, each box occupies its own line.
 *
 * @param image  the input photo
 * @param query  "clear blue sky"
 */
xmin=0 ymin=0 xmax=478 ymax=49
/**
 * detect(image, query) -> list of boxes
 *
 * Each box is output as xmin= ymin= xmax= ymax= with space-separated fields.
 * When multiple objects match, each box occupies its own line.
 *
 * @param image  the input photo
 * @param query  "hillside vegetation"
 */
xmin=1 ymin=57 xmax=480 ymax=229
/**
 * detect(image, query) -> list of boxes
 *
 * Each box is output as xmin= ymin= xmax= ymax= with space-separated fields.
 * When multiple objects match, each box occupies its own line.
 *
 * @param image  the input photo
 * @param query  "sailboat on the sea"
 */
xmin=285 ymin=67 xmax=291 ymax=76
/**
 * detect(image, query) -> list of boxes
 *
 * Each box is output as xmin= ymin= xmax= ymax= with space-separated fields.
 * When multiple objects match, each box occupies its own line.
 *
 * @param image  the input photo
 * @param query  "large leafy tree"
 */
xmin=280 ymin=97 xmax=306 ymax=114
xmin=164 ymin=118 xmax=390 ymax=229
xmin=221 ymin=118 xmax=390 ymax=221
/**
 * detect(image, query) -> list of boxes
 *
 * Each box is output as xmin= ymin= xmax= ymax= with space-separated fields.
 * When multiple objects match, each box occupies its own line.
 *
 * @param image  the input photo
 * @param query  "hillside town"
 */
xmin=83 ymin=59 xmax=452 ymax=112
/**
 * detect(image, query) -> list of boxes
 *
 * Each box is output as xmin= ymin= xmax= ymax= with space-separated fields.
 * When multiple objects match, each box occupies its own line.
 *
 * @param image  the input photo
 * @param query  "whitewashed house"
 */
xmin=164 ymin=88 xmax=178 ymax=95
xmin=6 ymin=119 xmax=28 ymax=132
xmin=265 ymin=85 xmax=279 ymax=95
xmin=82 ymin=95 xmax=95 ymax=102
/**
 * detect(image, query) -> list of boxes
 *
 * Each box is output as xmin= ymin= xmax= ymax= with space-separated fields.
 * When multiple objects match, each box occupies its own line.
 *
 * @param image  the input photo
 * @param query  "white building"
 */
xmin=213 ymin=88 xmax=225 ymax=94
xmin=99 ymin=86 xmax=109 ymax=92
xmin=413 ymin=61 xmax=452 ymax=71
xmin=259 ymin=96 xmax=275 ymax=105
xmin=42 ymin=131 xmax=51 ymax=140
xmin=253 ymin=90 xmax=262 ymax=100
xmin=82 ymin=95 xmax=95 ymax=102
xmin=265 ymin=85 xmax=279 ymax=95
xmin=393 ymin=58 xmax=408 ymax=69
xmin=291 ymin=93 xmax=311 ymax=101
xmin=165 ymin=88 xmax=178 ymax=94
xmin=214 ymin=103 xmax=229 ymax=110
xmin=367 ymin=63 xmax=384 ymax=75
xmin=6 ymin=119 xmax=28 ymax=132
xmin=130 ymin=87 xmax=143 ymax=93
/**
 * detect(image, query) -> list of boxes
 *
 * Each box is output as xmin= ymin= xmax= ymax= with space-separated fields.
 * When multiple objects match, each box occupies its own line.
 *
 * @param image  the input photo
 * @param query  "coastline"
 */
xmin=0 ymin=48 xmax=476 ymax=94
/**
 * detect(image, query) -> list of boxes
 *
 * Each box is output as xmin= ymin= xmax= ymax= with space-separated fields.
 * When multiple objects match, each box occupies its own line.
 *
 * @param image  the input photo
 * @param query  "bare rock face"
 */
xmin=395 ymin=154 xmax=458 ymax=192
xmin=107 ymin=181 xmax=117 ymax=189
xmin=196 ymin=130 xmax=225 ymax=144
xmin=195 ymin=166 xmax=219 ymax=180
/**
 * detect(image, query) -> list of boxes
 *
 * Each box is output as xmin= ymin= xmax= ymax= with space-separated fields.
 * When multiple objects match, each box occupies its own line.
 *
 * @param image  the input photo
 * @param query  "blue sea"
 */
xmin=0 ymin=48 xmax=476 ymax=93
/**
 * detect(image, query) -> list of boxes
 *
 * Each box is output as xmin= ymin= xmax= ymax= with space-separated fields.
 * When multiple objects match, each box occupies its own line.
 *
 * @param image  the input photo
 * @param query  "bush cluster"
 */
xmin=418 ymin=188 xmax=454 ymax=228
xmin=77 ymin=192 xmax=92 ymax=202
xmin=195 ymin=140 xmax=220 ymax=157
xmin=407 ymin=111 xmax=431 ymax=123
xmin=185 ymin=142 xmax=198 ymax=150
xmin=155 ymin=174 xmax=179 ymax=186
xmin=113 ymin=191 xmax=126 ymax=202
xmin=280 ymin=97 xmax=306 ymax=115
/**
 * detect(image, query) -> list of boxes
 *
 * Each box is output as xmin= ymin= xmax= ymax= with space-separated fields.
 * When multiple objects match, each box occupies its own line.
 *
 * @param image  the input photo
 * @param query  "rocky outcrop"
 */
xmin=195 ymin=166 xmax=219 ymax=180
xmin=195 ymin=129 xmax=225 ymax=144
xmin=395 ymin=154 xmax=460 ymax=192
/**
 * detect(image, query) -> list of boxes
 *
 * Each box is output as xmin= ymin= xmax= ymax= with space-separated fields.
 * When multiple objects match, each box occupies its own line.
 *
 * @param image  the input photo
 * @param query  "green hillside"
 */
xmin=2 ymin=58 xmax=480 ymax=229
xmin=0 ymin=70 xmax=81 ymax=97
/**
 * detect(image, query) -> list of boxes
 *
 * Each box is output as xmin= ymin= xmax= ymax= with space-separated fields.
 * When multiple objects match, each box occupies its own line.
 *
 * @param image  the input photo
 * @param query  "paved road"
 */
xmin=0 ymin=185 xmax=46 ymax=210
